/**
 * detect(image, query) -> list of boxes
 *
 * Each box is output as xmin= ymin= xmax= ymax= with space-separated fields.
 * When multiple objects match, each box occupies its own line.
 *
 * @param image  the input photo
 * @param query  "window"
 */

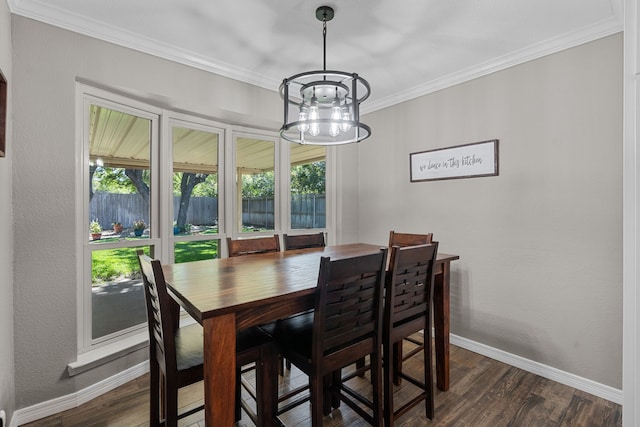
xmin=77 ymin=85 xmax=334 ymax=355
xmin=170 ymin=118 xmax=223 ymax=262
xmin=233 ymin=133 xmax=278 ymax=234
xmin=290 ymin=144 xmax=326 ymax=230
xmin=80 ymin=93 xmax=161 ymax=349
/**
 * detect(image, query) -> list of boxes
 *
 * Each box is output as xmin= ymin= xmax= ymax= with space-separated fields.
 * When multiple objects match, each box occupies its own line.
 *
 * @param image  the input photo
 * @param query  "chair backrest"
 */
xmin=283 ymin=232 xmax=326 ymax=250
xmin=137 ymin=250 xmax=178 ymax=372
xmin=227 ymin=234 xmax=281 ymax=257
xmin=385 ymin=243 xmax=439 ymax=330
xmin=388 ymin=230 xmax=434 ymax=248
xmin=312 ymin=248 xmax=388 ymax=362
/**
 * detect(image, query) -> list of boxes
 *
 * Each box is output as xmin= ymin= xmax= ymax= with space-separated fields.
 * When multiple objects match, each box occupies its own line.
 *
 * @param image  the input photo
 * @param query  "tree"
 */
xmin=125 ymin=168 xmax=150 ymax=222
xmin=291 ymin=161 xmax=325 ymax=194
xmin=242 ymin=171 xmax=275 ymax=198
xmin=94 ymin=167 xmax=138 ymax=194
xmin=174 ymin=172 xmax=208 ymax=229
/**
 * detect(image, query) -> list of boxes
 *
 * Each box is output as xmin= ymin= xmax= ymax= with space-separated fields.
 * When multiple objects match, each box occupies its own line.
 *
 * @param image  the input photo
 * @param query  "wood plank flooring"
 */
xmin=21 ymin=339 xmax=621 ymax=426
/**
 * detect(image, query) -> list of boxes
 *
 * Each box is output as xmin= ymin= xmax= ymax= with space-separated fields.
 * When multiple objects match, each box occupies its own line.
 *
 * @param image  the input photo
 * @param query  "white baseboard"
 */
xmin=13 ymin=361 xmax=149 ymax=426
xmin=450 ymin=333 xmax=623 ymax=405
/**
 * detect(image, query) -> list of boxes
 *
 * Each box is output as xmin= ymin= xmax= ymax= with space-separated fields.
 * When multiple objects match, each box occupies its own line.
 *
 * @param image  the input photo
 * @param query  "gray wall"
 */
xmin=356 ymin=34 xmax=623 ymax=388
xmin=0 ymin=0 xmax=15 ymax=423
xmin=11 ymin=16 xmax=281 ymax=408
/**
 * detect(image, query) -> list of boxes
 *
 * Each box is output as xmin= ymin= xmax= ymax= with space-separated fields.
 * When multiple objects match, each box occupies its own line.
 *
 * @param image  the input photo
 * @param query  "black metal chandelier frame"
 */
xmin=279 ymin=6 xmax=371 ymax=145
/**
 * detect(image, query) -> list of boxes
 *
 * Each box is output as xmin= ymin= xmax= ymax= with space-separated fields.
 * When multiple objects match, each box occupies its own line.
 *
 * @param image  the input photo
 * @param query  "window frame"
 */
xmin=227 ymin=129 xmax=282 ymax=245
xmin=163 ymin=114 xmax=226 ymax=263
xmin=74 ymin=84 xmax=337 ymax=358
xmin=284 ymin=142 xmax=331 ymax=236
xmin=76 ymin=84 xmax=162 ymax=353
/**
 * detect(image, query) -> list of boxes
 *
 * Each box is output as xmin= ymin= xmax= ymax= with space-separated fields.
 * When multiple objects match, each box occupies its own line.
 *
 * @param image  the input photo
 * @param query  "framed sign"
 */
xmin=410 ymin=139 xmax=499 ymax=182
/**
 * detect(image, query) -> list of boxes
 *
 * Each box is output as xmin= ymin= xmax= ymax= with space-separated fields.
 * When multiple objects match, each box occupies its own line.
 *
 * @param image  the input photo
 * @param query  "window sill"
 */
xmin=67 ymin=316 xmax=196 ymax=377
xmin=67 ymin=331 xmax=149 ymax=377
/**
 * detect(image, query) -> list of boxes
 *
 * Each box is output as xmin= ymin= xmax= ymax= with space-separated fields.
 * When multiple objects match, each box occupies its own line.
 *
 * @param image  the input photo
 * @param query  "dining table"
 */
xmin=162 ymin=243 xmax=459 ymax=426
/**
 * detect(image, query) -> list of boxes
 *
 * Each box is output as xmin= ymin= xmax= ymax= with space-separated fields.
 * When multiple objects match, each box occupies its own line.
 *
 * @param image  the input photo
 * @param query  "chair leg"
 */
xmin=393 ymin=341 xmax=403 ymax=386
xmin=330 ymin=369 xmax=341 ymax=409
xmin=149 ymin=362 xmax=161 ymax=427
xmin=322 ymin=374 xmax=332 ymax=416
xmin=424 ymin=331 xmax=435 ymax=420
xmin=355 ymin=357 xmax=366 ymax=377
xmin=310 ymin=373 xmax=324 ymax=427
xmin=164 ymin=377 xmax=179 ymax=427
xmin=383 ymin=341 xmax=395 ymax=427
xmin=370 ymin=350 xmax=384 ymax=427
xmin=257 ymin=343 xmax=279 ymax=426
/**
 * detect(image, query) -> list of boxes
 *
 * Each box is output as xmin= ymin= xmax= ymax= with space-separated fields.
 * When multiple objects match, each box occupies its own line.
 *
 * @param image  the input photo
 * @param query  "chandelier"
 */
xmin=279 ymin=6 xmax=371 ymax=145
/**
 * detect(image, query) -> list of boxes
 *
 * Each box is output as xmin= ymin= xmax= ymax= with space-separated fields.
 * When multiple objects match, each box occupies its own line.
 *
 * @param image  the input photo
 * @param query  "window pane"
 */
xmin=174 ymin=239 xmax=220 ymax=263
xmin=172 ymin=126 xmax=219 ymax=235
xmin=290 ymin=144 xmax=326 ymax=229
xmin=236 ymin=137 xmax=275 ymax=232
xmin=87 ymin=103 xmax=152 ymax=343
xmin=89 ymin=105 xmax=151 ymax=241
xmin=91 ymin=246 xmax=150 ymax=340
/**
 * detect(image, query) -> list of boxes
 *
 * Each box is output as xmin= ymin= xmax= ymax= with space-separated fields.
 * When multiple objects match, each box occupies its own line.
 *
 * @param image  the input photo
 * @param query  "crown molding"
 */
xmin=7 ymin=0 xmax=281 ymax=91
xmin=9 ymin=0 xmax=623 ymax=114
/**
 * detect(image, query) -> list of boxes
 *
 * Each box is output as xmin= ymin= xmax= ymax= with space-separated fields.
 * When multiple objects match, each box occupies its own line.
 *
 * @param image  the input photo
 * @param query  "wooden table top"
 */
xmin=162 ymin=243 xmax=459 ymax=324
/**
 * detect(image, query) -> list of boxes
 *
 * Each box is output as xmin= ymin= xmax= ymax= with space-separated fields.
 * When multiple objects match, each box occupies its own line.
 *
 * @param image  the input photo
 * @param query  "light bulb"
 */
xmin=330 ymin=94 xmax=341 ymax=136
xmin=310 ymin=122 xmax=320 ymax=137
xmin=298 ymin=105 xmax=309 ymax=133
xmin=309 ymin=97 xmax=319 ymax=120
xmin=309 ymin=92 xmax=320 ymax=136
xmin=329 ymin=122 xmax=340 ymax=137
xmin=340 ymin=107 xmax=352 ymax=132
xmin=331 ymin=104 xmax=341 ymax=121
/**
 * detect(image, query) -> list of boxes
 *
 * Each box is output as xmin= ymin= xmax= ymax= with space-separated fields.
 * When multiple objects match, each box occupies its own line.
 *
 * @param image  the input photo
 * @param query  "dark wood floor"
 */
xmin=22 ymin=339 xmax=622 ymax=427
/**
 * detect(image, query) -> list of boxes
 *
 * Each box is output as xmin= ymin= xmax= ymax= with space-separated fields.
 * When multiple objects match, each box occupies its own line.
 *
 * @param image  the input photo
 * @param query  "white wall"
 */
xmin=0 ymin=0 xmax=15 ymax=424
xmin=357 ymin=34 xmax=623 ymax=388
xmin=11 ymin=16 xmax=281 ymax=408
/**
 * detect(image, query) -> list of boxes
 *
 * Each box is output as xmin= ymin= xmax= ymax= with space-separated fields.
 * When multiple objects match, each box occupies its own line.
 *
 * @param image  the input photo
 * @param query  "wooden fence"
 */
xmin=89 ymin=192 xmax=325 ymax=230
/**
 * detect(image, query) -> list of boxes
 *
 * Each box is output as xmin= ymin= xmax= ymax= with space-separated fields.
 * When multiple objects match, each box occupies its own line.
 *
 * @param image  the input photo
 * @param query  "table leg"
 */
xmin=433 ymin=261 xmax=450 ymax=391
xmin=203 ymin=313 xmax=236 ymax=427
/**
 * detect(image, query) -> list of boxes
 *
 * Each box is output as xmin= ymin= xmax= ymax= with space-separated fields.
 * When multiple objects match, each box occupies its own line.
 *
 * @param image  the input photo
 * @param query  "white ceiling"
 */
xmin=8 ymin=0 xmax=623 ymax=113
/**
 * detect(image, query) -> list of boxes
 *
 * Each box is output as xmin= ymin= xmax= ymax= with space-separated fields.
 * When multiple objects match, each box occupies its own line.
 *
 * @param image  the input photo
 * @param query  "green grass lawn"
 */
xmin=92 ymin=240 xmax=219 ymax=284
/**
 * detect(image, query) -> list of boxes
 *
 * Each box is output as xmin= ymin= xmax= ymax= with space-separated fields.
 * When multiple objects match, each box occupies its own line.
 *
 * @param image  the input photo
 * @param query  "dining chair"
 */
xmin=271 ymin=248 xmax=388 ymax=427
xmin=136 ymin=251 xmax=277 ymax=427
xmin=354 ymin=230 xmax=435 ymax=380
xmin=226 ymin=234 xmax=291 ymax=375
xmin=227 ymin=234 xmax=281 ymax=257
xmin=283 ymin=232 xmax=326 ymax=250
xmin=383 ymin=242 xmax=439 ymax=424
xmin=388 ymin=230 xmax=434 ymax=385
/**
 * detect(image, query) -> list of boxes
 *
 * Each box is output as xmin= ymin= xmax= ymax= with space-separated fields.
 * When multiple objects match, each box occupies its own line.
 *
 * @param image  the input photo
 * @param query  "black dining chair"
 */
xmin=136 ymin=250 xmax=277 ymax=426
xmin=271 ymin=248 xmax=388 ymax=426
xmin=387 ymin=230 xmax=434 ymax=384
xmin=383 ymin=242 xmax=439 ymax=424
xmin=355 ymin=230 xmax=435 ymax=379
